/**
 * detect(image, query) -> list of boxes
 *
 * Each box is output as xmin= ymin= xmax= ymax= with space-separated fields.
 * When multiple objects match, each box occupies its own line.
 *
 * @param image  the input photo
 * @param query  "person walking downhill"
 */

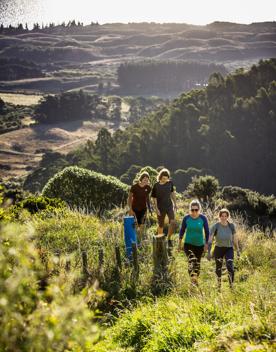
xmin=151 ymin=168 xmax=177 ymax=249
xmin=178 ymin=200 xmax=209 ymax=287
xmin=128 ymin=172 xmax=152 ymax=243
xmin=208 ymin=208 xmax=240 ymax=290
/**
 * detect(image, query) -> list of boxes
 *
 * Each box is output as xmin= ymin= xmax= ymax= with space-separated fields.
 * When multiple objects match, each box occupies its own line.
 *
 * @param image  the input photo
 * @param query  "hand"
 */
xmin=177 ymin=245 xmax=182 ymax=252
xmin=204 ymin=243 xmax=208 ymax=252
xmin=129 ymin=209 xmax=135 ymax=216
xmin=207 ymin=252 xmax=212 ymax=261
xmin=156 ymin=209 xmax=161 ymax=216
xmin=237 ymin=250 xmax=241 ymax=259
xmin=174 ymin=204 xmax=178 ymax=212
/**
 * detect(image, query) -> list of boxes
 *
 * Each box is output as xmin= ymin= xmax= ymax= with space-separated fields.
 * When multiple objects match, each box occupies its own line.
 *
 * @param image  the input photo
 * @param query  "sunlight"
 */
xmin=1 ymin=0 xmax=274 ymax=26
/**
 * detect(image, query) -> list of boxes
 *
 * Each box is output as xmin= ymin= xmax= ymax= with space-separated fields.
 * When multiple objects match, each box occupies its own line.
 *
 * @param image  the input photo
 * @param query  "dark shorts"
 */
xmin=157 ymin=207 xmax=175 ymax=227
xmin=133 ymin=208 xmax=147 ymax=225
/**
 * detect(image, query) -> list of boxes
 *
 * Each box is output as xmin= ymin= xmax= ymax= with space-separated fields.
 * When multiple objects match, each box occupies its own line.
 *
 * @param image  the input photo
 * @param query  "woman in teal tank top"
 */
xmin=178 ymin=200 xmax=210 ymax=287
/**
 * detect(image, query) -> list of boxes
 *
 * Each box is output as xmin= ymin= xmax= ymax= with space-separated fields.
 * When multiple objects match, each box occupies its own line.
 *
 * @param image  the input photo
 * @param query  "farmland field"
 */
xmin=0 ymin=92 xmax=44 ymax=106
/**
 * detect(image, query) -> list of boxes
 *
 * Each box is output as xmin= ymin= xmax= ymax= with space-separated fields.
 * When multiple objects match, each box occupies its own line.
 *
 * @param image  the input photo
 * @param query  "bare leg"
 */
xmin=137 ymin=224 xmax=144 ymax=243
xmin=157 ymin=226 xmax=163 ymax=234
xmin=168 ymin=220 xmax=176 ymax=239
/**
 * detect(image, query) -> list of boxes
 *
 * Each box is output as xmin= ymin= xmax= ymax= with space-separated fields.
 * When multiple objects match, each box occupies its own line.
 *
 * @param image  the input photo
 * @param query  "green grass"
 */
xmin=1 ymin=207 xmax=275 ymax=351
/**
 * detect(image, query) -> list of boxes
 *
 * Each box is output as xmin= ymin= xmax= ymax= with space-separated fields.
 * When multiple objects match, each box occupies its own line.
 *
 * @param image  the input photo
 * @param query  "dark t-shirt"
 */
xmin=130 ymin=183 xmax=151 ymax=211
xmin=151 ymin=181 xmax=174 ymax=211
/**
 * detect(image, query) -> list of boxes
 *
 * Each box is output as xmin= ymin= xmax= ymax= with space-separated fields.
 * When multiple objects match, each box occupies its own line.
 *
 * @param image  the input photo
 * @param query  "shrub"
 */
xmin=0 ymin=223 xmax=99 ymax=351
xmin=16 ymin=195 xmax=66 ymax=214
xmin=173 ymin=167 xmax=203 ymax=192
xmin=186 ymin=175 xmax=220 ymax=204
xmin=222 ymin=186 xmax=276 ymax=228
xmin=120 ymin=164 xmax=142 ymax=185
xmin=42 ymin=166 xmax=129 ymax=213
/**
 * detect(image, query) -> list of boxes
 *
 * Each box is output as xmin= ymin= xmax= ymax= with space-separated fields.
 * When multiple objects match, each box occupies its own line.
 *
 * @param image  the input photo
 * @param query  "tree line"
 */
xmin=70 ymin=58 xmax=276 ymax=195
xmin=0 ymin=58 xmax=44 ymax=81
xmin=34 ymin=92 xmax=165 ymax=124
xmin=117 ymin=60 xmax=228 ymax=94
xmin=23 ymin=59 xmax=276 ymax=196
xmin=0 ymin=21 xmax=99 ymax=34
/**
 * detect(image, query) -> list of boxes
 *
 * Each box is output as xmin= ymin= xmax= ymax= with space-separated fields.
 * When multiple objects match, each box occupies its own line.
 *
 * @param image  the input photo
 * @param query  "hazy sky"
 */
xmin=0 ymin=0 xmax=275 ymax=25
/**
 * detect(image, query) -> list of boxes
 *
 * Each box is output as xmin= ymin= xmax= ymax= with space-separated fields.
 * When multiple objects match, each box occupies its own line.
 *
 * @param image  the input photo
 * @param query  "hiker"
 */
xmin=178 ymin=200 xmax=209 ymax=286
xmin=128 ymin=171 xmax=152 ymax=242
xmin=151 ymin=168 xmax=177 ymax=248
xmin=207 ymin=208 xmax=240 ymax=290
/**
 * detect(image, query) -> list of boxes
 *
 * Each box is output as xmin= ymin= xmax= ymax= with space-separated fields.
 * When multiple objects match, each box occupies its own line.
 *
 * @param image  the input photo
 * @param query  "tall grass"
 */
xmin=90 ymin=223 xmax=276 ymax=351
xmin=2 ymin=208 xmax=275 ymax=351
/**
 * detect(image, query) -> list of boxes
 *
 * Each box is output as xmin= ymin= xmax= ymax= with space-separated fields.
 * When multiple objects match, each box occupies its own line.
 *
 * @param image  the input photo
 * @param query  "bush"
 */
xmin=0 ymin=223 xmax=99 ymax=351
xmin=17 ymin=195 xmax=66 ymax=214
xmin=120 ymin=164 xmax=142 ymax=185
xmin=173 ymin=167 xmax=203 ymax=192
xmin=222 ymin=186 xmax=276 ymax=228
xmin=186 ymin=175 xmax=220 ymax=204
xmin=42 ymin=166 xmax=129 ymax=213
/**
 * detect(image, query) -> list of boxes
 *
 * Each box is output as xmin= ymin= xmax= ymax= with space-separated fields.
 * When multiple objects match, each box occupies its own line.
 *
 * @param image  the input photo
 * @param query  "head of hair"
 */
xmin=157 ymin=168 xmax=170 ymax=181
xmin=189 ymin=199 xmax=202 ymax=211
xmin=218 ymin=208 xmax=230 ymax=218
xmin=139 ymin=171 xmax=150 ymax=182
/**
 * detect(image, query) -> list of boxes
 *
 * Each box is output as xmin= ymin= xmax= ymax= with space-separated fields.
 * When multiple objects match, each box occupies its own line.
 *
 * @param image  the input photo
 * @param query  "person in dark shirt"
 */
xmin=151 ymin=168 xmax=177 ymax=248
xmin=128 ymin=172 xmax=152 ymax=242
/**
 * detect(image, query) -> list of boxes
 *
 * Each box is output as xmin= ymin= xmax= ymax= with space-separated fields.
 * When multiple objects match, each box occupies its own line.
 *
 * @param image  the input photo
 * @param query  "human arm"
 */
xmin=127 ymin=190 xmax=134 ymax=215
xmin=207 ymin=234 xmax=213 ymax=260
xmin=151 ymin=196 xmax=160 ymax=216
xmin=178 ymin=216 xmax=187 ymax=251
xmin=171 ymin=191 xmax=177 ymax=212
xmin=170 ymin=182 xmax=177 ymax=212
xmin=151 ymin=184 xmax=160 ymax=216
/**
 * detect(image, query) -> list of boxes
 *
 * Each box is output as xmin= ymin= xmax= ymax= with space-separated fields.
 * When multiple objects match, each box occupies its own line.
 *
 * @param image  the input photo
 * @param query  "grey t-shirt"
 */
xmin=151 ymin=181 xmax=174 ymax=211
xmin=210 ymin=222 xmax=236 ymax=247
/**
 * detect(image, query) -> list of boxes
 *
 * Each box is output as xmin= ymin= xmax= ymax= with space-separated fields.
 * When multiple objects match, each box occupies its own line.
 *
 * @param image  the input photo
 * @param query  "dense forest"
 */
xmin=118 ymin=61 xmax=227 ymax=94
xmin=23 ymin=58 xmax=276 ymax=196
xmin=0 ymin=58 xmax=44 ymax=81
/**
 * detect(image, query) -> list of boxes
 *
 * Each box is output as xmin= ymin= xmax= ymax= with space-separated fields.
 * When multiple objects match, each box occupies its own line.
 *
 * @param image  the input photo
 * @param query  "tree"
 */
xmin=94 ymin=128 xmax=115 ymax=174
xmin=186 ymin=175 xmax=220 ymax=204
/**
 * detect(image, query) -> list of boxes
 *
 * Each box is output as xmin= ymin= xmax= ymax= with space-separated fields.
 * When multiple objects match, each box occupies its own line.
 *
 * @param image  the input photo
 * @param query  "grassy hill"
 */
xmin=1 ymin=199 xmax=275 ymax=351
xmin=0 ymin=22 xmax=275 ymax=95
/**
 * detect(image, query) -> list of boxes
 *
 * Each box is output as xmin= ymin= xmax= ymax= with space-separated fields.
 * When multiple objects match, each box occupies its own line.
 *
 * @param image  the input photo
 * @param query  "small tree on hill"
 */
xmin=186 ymin=175 xmax=220 ymax=204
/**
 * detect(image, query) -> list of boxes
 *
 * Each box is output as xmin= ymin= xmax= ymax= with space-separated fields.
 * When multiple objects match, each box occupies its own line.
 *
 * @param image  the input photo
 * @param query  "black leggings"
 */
xmin=184 ymin=243 xmax=204 ymax=277
xmin=213 ymin=246 xmax=234 ymax=284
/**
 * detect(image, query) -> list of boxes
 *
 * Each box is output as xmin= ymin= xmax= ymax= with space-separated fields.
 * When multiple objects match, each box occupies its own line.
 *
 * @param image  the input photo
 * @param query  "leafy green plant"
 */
xmin=0 ymin=223 xmax=99 ymax=351
xmin=186 ymin=175 xmax=220 ymax=204
xmin=42 ymin=166 xmax=129 ymax=213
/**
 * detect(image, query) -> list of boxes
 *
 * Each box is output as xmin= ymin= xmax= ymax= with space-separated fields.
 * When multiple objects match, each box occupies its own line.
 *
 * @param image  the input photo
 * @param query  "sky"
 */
xmin=0 ymin=0 xmax=275 ymax=26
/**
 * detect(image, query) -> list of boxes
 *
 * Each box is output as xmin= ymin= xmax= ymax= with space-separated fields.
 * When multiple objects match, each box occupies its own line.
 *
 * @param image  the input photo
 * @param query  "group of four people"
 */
xmin=128 ymin=168 xmax=240 ymax=290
